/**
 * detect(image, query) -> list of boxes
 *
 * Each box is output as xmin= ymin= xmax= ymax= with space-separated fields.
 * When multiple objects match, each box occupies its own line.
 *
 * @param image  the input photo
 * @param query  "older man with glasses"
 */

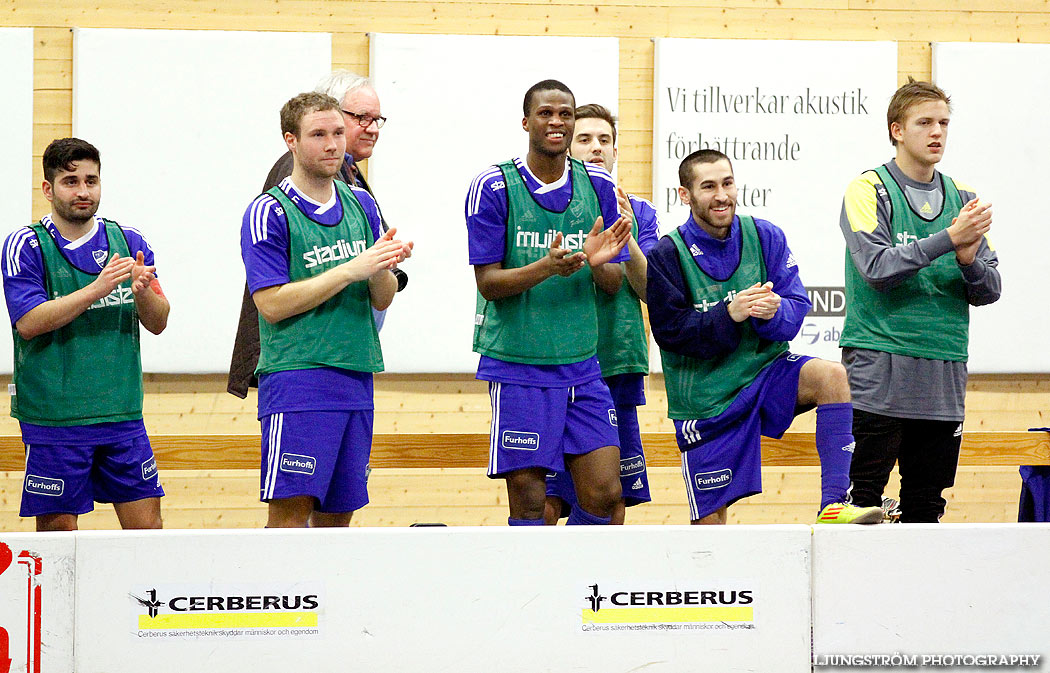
xmin=228 ymin=70 xmax=406 ymax=399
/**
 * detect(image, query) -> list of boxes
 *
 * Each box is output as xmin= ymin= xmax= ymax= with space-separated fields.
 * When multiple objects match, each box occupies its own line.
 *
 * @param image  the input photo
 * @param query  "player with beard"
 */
xmin=2 ymin=137 xmax=169 ymax=531
xmin=647 ymin=149 xmax=883 ymax=525
xmin=466 ymin=80 xmax=631 ymax=526
xmin=240 ymin=92 xmax=411 ymax=528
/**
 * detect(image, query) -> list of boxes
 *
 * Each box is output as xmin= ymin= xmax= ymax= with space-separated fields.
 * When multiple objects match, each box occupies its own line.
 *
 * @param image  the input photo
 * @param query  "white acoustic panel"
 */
xmin=0 ymin=28 xmax=35 ymax=375
xmin=369 ymin=33 xmax=619 ymax=373
xmin=934 ymin=42 xmax=1050 ymax=373
xmin=73 ymin=28 xmax=331 ymax=372
xmin=651 ymin=39 xmax=897 ymax=369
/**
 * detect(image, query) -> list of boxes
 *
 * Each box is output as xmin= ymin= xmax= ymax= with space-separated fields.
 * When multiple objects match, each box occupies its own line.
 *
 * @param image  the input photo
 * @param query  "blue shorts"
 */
xmin=1019 ymin=466 xmax=1050 ymax=522
xmin=20 ymin=434 xmax=164 ymax=517
xmin=486 ymin=378 xmax=619 ymax=478
xmin=546 ymin=402 xmax=651 ymax=516
xmin=674 ymin=353 xmax=811 ymax=521
xmin=260 ymin=410 xmax=373 ymax=514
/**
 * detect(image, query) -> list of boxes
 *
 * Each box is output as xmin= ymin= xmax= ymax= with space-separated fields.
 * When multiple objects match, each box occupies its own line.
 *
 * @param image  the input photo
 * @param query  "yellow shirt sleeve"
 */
xmin=843 ymin=171 xmax=882 ymax=234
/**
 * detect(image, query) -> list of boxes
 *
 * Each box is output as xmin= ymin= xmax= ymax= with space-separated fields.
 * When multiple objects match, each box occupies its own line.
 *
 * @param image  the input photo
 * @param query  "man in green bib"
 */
xmin=465 ymin=80 xmax=632 ymax=526
xmin=2 ymin=137 xmax=169 ymax=531
xmin=543 ymin=103 xmax=662 ymax=525
xmin=840 ymin=79 xmax=1000 ymax=523
xmin=648 ymin=149 xmax=883 ymax=525
xmin=240 ymin=93 xmax=412 ymax=528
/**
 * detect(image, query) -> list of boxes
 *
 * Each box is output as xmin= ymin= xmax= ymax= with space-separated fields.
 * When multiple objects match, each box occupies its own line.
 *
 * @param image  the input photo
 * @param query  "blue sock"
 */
xmin=566 ymin=506 xmax=611 ymax=526
xmin=508 ymin=517 xmax=545 ymax=526
xmin=816 ymin=402 xmax=855 ymax=509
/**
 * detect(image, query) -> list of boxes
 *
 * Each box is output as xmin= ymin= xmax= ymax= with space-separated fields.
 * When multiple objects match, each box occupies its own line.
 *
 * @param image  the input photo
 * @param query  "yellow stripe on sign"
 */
xmin=138 ymin=612 xmax=318 ymax=629
xmin=582 ymin=606 xmax=753 ymax=624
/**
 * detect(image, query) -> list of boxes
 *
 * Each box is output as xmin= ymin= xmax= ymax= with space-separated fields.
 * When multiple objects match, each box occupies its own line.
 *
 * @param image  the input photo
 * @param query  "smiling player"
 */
xmin=465 ymin=80 xmax=631 ymax=526
xmin=647 ymin=149 xmax=883 ymax=525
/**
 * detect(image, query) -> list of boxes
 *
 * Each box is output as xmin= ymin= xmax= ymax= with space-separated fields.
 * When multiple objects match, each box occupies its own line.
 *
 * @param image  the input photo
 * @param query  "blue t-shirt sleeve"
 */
xmin=629 ymin=195 xmax=661 ymax=256
xmin=2 ymin=226 xmax=48 ymax=326
xmin=751 ymin=218 xmax=811 ymax=342
xmin=118 ymin=225 xmax=158 ymax=271
xmin=241 ymin=194 xmax=291 ymax=294
xmin=465 ymin=166 xmax=508 ymax=266
xmin=586 ymin=164 xmax=629 ymax=264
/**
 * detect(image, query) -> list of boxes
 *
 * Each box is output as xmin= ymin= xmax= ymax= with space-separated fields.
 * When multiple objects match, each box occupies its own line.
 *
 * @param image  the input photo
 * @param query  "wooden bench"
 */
xmin=1 ymin=432 xmax=1047 ymax=471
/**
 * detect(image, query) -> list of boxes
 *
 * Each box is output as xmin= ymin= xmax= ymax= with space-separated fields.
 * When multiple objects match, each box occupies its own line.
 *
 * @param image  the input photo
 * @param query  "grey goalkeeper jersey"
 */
xmin=838 ymin=160 xmax=1001 ymax=421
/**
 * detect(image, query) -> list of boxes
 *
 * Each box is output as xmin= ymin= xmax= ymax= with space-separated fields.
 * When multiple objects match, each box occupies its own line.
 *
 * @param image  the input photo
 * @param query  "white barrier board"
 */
xmin=933 ymin=42 xmax=1050 ymax=373
xmin=75 ymin=526 xmax=811 ymax=672
xmin=651 ymin=39 xmax=897 ymax=368
xmin=369 ymin=33 xmax=619 ymax=373
xmin=72 ymin=28 xmax=331 ymax=373
xmin=813 ymin=525 xmax=1050 ymax=669
xmin=0 ymin=28 xmax=35 ymax=375
xmin=0 ymin=534 xmax=76 ymax=673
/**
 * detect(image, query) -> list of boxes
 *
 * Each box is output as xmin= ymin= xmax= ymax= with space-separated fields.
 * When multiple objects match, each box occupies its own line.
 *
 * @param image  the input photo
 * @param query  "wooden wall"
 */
xmin=0 ymin=373 xmax=1043 ymax=531
xmin=1 ymin=0 xmax=1048 ymax=530
xmin=0 ymin=465 xmax=1026 ymax=530
xmin=8 ymin=0 xmax=1050 ymax=216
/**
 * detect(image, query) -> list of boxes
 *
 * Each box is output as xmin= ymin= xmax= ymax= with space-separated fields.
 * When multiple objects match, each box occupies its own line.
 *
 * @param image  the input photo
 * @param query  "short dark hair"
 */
xmin=887 ymin=77 xmax=951 ymax=146
xmin=280 ymin=91 xmax=341 ymax=138
xmin=42 ymin=138 xmax=100 ymax=184
xmin=523 ymin=79 xmax=575 ymax=117
xmin=574 ymin=103 xmax=617 ymax=143
xmin=679 ymin=149 xmax=732 ymax=187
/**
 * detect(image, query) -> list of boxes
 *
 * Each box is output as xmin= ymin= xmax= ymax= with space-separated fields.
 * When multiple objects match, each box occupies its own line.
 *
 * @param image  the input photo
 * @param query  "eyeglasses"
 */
xmin=341 ymin=110 xmax=387 ymax=129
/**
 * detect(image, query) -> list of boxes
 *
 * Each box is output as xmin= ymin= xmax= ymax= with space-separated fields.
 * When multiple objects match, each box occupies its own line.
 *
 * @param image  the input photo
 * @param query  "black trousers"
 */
xmin=849 ymin=409 xmax=962 ymax=523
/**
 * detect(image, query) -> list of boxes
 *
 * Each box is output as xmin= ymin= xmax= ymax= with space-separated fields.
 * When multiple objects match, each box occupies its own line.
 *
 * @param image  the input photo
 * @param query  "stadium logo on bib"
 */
xmin=693 ymin=288 xmax=742 ymax=313
xmin=695 ymin=469 xmax=732 ymax=490
xmin=502 ymin=431 xmax=539 ymax=451
xmin=895 ymin=230 xmax=920 ymax=246
xmin=279 ymin=453 xmax=316 ymax=475
xmin=302 ymin=238 xmax=367 ymax=269
xmin=25 ymin=474 xmax=64 ymax=497
xmin=87 ymin=285 xmax=135 ymax=310
xmin=693 ymin=297 xmax=722 ymax=312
